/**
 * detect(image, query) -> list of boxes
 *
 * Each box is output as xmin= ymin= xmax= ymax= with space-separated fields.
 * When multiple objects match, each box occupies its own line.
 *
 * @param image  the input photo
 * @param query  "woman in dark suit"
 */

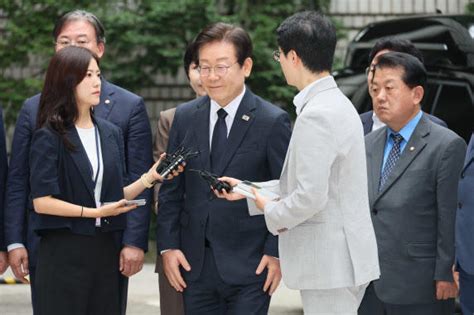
xmin=29 ymin=46 xmax=171 ymax=315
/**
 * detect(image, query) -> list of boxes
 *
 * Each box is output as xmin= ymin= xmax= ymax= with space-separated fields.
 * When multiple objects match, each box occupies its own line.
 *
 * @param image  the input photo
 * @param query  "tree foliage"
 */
xmin=0 ymin=0 xmax=333 ymax=126
xmin=467 ymin=2 xmax=474 ymax=14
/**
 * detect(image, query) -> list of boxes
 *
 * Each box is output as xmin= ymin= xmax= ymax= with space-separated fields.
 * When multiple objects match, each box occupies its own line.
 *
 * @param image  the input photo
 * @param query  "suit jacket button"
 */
xmin=373 ymin=209 xmax=378 ymax=215
xmin=458 ymin=202 xmax=463 ymax=209
xmin=461 ymin=172 xmax=465 ymax=179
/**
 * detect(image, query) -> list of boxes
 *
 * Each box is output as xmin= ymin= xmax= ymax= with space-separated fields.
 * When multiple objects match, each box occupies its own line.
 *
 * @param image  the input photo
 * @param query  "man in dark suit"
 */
xmin=360 ymin=37 xmax=447 ymax=135
xmin=359 ymin=52 xmax=465 ymax=315
xmin=156 ymin=22 xmax=291 ymax=314
xmin=4 ymin=10 xmax=152 ymax=314
xmin=153 ymin=41 xmax=206 ymax=315
xmin=0 ymin=105 xmax=8 ymax=275
xmin=455 ymin=133 xmax=474 ymax=314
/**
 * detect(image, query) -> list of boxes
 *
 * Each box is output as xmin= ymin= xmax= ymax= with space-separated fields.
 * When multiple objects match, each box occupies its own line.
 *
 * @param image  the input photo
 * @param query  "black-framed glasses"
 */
xmin=272 ymin=50 xmax=281 ymax=62
xmin=54 ymin=38 xmax=94 ymax=48
xmin=198 ymin=62 xmax=238 ymax=77
xmin=365 ymin=64 xmax=376 ymax=76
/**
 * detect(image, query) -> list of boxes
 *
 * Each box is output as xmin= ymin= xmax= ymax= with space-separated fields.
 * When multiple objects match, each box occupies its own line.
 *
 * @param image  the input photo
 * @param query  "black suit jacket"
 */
xmin=4 ymin=79 xmax=152 ymax=265
xmin=156 ymin=89 xmax=291 ymax=285
xmin=360 ymin=110 xmax=447 ymax=135
xmin=29 ymin=118 xmax=128 ymax=235
xmin=0 ymin=107 xmax=8 ymax=251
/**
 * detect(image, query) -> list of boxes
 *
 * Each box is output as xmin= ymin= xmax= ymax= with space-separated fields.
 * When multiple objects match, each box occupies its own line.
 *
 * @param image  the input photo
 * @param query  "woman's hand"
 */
xmin=148 ymin=153 xmax=185 ymax=183
xmin=96 ymin=199 xmax=138 ymax=217
xmin=213 ymin=176 xmax=245 ymax=201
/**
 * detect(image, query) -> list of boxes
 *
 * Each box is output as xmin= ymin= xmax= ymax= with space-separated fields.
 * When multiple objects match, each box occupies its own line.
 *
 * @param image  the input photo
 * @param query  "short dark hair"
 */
xmin=374 ymin=52 xmax=427 ymax=89
xmin=37 ymin=46 xmax=100 ymax=150
xmin=53 ymin=10 xmax=106 ymax=44
xmin=183 ymin=41 xmax=198 ymax=79
xmin=194 ymin=22 xmax=252 ymax=65
xmin=368 ymin=37 xmax=424 ymax=64
xmin=276 ymin=11 xmax=336 ymax=72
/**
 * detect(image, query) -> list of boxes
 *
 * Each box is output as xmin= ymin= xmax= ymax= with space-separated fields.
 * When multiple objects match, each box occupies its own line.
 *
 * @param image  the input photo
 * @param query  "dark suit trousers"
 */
xmin=29 ymin=265 xmax=38 ymax=315
xmin=358 ymin=282 xmax=455 ymax=315
xmin=458 ymin=264 xmax=474 ymax=314
xmin=156 ymin=255 xmax=185 ymax=315
xmin=30 ymin=238 xmax=128 ymax=315
xmin=183 ymin=247 xmax=270 ymax=315
xmin=35 ymin=229 xmax=120 ymax=315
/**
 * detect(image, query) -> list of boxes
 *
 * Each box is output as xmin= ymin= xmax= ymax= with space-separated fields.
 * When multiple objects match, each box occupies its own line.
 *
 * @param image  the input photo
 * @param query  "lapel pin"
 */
xmin=242 ymin=114 xmax=250 ymax=121
xmin=105 ymin=99 xmax=110 ymax=104
xmin=409 ymin=146 xmax=415 ymax=151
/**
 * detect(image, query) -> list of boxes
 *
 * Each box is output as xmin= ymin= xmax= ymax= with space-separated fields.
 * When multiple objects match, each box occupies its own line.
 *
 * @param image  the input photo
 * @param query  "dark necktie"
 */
xmin=211 ymin=108 xmax=228 ymax=173
xmin=379 ymin=133 xmax=403 ymax=191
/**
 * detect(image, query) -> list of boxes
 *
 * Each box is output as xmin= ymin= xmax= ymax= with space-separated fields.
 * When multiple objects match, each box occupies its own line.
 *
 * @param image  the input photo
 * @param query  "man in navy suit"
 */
xmin=0 ymin=105 xmax=8 ymax=275
xmin=456 ymin=133 xmax=474 ymax=314
xmin=157 ymin=22 xmax=291 ymax=314
xmin=4 ymin=10 xmax=152 ymax=314
xmin=360 ymin=38 xmax=447 ymax=135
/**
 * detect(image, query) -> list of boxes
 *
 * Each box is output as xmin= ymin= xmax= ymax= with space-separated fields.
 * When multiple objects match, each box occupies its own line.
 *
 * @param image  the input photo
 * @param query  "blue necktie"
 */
xmin=211 ymin=108 xmax=228 ymax=173
xmin=379 ymin=133 xmax=403 ymax=191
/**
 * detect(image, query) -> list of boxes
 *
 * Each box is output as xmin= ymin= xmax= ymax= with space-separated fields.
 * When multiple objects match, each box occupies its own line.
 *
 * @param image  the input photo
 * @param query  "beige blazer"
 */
xmin=254 ymin=76 xmax=380 ymax=290
xmin=153 ymin=107 xmax=176 ymax=212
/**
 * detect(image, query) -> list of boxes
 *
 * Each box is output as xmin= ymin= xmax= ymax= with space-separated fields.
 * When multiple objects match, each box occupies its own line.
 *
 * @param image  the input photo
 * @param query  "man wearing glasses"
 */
xmin=156 ymin=22 xmax=291 ymax=314
xmin=4 ymin=10 xmax=152 ymax=314
xmin=360 ymin=37 xmax=446 ymax=135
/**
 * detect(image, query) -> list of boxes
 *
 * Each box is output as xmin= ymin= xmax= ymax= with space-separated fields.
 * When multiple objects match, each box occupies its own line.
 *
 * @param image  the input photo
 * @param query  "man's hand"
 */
xmin=119 ymin=246 xmax=145 ymax=277
xmin=256 ymin=255 xmax=282 ymax=296
xmin=162 ymin=249 xmax=191 ymax=292
xmin=436 ymin=280 xmax=458 ymax=300
xmin=8 ymin=247 xmax=29 ymax=283
xmin=252 ymin=188 xmax=270 ymax=211
xmin=0 ymin=251 xmax=9 ymax=275
xmin=214 ymin=176 xmax=245 ymax=201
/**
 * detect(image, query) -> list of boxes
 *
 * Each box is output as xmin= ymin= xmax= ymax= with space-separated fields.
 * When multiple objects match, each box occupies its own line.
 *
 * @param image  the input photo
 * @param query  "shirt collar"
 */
xmin=372 ymin=112 xmax=385 ymax=131
xmin=293 ymin=76 xmax=333 ymax=115
xmin=210 ymin=85 xmax=246 ymax=120
xmin=386 ymin=110 xmax=423 ymax=143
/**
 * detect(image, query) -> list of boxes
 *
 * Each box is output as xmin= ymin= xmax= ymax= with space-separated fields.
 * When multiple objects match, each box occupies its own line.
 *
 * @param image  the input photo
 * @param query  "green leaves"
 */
xmin=0 ymin=0 xmax=335 ymax=126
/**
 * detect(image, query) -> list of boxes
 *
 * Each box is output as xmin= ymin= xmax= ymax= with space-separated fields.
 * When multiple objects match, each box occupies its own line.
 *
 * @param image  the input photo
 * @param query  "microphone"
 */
xmin=189 ymin=169 xmax=232 ymax=192
xmin=157 ymin=146 xmax=199 ymax=178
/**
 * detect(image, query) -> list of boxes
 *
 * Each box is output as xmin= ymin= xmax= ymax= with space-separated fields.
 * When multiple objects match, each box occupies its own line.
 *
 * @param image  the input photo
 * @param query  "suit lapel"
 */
xmin=94 ymin=79 xmax=115 ymax=119
xmin=214 ymin=89 xmax=256 ymax=175
xmin=363 ymin=116 xmax=374 ymax=135
xmin=374 ymin=116 xmax=430 ymax=204
xmin=193 ymin=98 xmax=212 ymax=171
xmin=67 ymin=128 xmax=96 ymax=201
xmin=96 ymin=120 xmax=116 ymax=202
xmin=366 ymin=128 xmax=386 ymax=208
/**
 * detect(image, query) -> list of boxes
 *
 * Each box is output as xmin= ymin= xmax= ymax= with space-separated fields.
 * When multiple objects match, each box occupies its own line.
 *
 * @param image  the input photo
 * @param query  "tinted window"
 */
xmin=431 ymin=82 xmax=474 ymax=142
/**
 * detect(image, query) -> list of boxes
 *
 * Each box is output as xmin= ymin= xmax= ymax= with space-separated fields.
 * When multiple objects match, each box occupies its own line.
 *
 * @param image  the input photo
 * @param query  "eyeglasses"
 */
xmin=198 ymin=62 xmax=239 ymax=77
xmin=55 ymin=38 xmax=94 ymax=48
xmin=365 ymin=64 xmax=376 ymax=76
xmin=272 ymin=50 xmax=281 ymax=62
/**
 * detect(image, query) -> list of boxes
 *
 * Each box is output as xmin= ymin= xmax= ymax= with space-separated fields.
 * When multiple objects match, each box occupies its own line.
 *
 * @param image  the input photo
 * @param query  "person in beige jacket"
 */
xmin=218 ymin=11 xmax=380 ymax=314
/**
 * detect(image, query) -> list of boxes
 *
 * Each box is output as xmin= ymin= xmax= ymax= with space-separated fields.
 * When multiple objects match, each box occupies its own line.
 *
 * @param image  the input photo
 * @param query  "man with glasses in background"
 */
xmin=4 ymin=10 xmax=152 ymax=314
xmin=360 ymin=37 xmax=446 ymax=135
xmin=156 ymin=22 xmax=291 ymax=314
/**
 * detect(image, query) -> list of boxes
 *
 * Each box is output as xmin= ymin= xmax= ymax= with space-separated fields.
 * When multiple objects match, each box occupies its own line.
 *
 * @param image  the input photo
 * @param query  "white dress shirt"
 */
xmin=209 ymin=86 xmax=246 ymax=148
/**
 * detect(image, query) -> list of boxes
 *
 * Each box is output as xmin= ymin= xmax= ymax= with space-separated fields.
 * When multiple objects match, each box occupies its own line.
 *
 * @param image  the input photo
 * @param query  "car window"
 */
xmin=430 ymin=81 xmax=474 ymax=142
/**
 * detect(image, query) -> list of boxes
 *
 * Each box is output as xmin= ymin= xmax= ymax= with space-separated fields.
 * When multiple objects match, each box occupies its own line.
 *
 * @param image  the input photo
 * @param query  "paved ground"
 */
xmin=0 ymin=264 xmax=303 ymax=314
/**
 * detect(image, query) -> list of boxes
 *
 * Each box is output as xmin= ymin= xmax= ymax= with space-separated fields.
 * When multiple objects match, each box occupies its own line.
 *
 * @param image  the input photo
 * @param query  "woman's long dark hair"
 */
xmin=37 ymin=46 xmax=100 ymax=150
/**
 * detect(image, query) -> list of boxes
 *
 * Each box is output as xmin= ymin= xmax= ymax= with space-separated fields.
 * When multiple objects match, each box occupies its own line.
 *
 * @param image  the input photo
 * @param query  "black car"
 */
xmin=334 ymin=14 xmax=474 ymax=142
